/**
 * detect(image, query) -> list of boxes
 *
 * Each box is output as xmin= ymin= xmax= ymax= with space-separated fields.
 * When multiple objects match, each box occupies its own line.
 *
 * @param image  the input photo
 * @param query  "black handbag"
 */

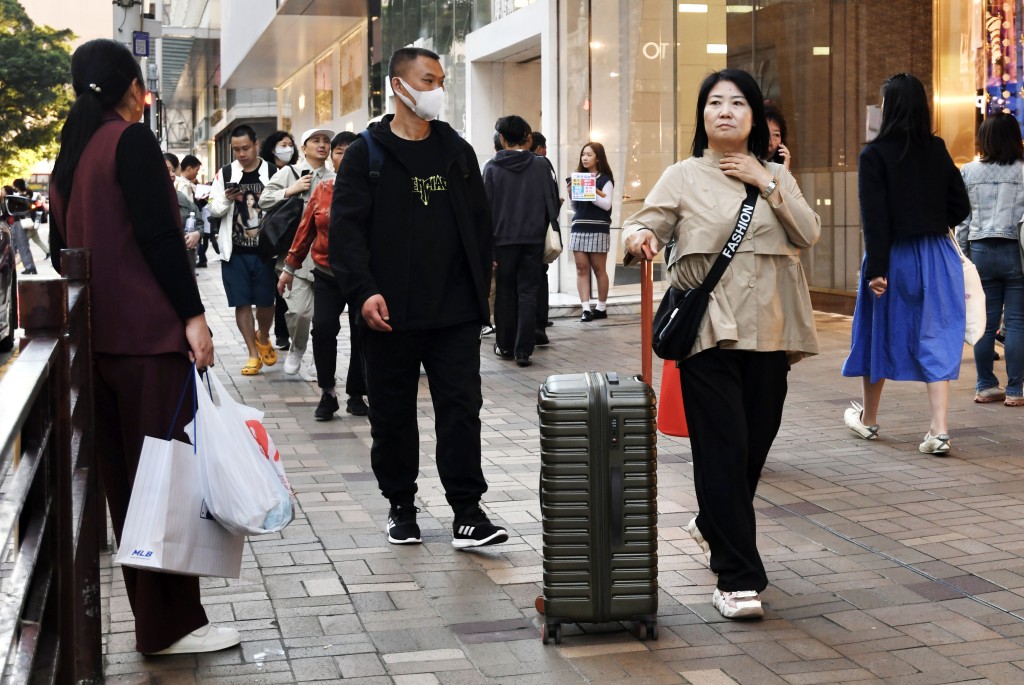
xmin=257 ymin=166 xmax=305 ymax=260
xmin=652 ymin=183 xmax=760 ymax=360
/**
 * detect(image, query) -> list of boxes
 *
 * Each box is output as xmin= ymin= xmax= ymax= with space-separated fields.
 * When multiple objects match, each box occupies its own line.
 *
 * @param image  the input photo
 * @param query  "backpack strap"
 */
xmin=360 ymin=129 xmax=383 ymax=183
xmin=221 ymin=162 xmax=232 ymax=184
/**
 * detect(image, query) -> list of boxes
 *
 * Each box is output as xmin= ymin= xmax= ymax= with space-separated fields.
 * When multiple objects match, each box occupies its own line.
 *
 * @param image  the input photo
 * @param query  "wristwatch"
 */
xmin=760 ymin=177 xmax=778 ymax=200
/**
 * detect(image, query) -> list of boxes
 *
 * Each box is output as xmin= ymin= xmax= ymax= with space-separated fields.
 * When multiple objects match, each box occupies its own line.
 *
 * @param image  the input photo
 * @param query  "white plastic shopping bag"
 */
xmin=191 ymin=369 xmax=294 ymax=535
xmin=115 ymin=436 xmax=244 ymax=578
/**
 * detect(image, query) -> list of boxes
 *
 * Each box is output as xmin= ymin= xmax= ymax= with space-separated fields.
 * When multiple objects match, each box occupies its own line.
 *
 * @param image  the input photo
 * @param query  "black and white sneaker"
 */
xmin=452 ymin=506 xmax=508 ymax=549
xmin=387 ymin=504 xmax=422 ymax=544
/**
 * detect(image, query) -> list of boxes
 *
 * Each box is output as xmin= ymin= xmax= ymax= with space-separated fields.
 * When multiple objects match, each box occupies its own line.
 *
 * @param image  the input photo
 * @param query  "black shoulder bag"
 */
xmin=652 ymin=183 xmax=759 ymax=360
xmin=257 ymin=165 xmax=306 ymax=260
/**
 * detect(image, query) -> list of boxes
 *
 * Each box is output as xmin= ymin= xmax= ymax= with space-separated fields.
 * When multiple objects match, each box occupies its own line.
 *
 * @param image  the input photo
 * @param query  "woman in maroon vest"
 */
xmin=48 ymin=39 xmax=236 ymax=656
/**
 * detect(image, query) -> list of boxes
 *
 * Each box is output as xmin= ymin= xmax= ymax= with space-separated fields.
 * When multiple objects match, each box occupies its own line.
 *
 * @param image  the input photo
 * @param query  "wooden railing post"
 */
xmin=61 ymin=249 xmax=102 ymax=684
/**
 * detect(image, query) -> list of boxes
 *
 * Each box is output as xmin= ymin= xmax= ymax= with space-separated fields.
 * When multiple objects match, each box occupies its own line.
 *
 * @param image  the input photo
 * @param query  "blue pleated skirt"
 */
xmin=842 ymin=233 xmax=965 ymax=383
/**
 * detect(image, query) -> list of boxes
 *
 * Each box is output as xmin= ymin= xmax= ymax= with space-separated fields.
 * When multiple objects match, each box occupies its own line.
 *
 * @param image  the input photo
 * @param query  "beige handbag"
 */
xmin=543 ymin=222 xmax=563 ymax=264
xmin=949 ymin=231 xmax=986 ymax=346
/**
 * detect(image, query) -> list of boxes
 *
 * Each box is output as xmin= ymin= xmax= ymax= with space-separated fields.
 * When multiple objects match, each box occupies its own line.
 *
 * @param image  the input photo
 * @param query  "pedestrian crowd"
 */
xmin=19 ymin=34 xmax=1021 ymax=657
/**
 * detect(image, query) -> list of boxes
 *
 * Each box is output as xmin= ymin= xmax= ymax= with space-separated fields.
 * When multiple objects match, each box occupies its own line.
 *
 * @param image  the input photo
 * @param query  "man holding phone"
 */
xmin=209 ymin=124 xmax=277 ymax=376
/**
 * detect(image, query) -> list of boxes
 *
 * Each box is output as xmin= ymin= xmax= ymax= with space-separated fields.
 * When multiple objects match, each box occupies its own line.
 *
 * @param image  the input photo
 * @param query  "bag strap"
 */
xmin=360 ymin=129 xmax=383 ymax=183
xmin=696 ymin=183 xmax=760 ymax=294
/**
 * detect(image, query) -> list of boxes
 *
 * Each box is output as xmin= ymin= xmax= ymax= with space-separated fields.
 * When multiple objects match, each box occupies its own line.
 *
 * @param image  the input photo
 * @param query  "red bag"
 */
xmin=657 ymin=359 xmax=689 ymax=437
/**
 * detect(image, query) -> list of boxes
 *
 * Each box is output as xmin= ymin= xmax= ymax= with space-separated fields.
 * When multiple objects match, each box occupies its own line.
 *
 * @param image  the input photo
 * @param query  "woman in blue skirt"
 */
xmin=842 ymin=73 xmax=970 ymax=455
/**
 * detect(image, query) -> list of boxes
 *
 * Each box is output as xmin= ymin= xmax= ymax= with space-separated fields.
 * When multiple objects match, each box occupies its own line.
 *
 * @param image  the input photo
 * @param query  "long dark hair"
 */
xmin=691 ymin=69 xmax=769 ymax=159
xmin=874 ymin=73 xmax=932 ymax=151
xmin=260 ymin=131 xmax=298 ymax=168
xmin=51 ymin=39 xmax=144 ymax=203
xmin=575 ymin=142 xmax=614 ymax=184
xmin=977 ymin=112 xmax=1024 ymax=165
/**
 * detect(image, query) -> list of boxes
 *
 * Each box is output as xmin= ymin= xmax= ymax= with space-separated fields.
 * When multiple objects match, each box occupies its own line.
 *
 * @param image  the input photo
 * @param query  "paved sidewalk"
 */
xmin=103 ymin=260 xmax=1024 ymax=684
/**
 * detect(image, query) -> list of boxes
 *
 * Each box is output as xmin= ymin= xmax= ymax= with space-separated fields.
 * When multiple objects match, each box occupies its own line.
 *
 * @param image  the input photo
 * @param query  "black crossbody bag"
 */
xmin=652 ymin=183 xmax=759 ymax=360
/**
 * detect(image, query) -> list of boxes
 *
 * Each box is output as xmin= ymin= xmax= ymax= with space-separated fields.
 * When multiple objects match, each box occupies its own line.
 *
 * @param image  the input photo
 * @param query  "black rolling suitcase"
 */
xmin=536 ymin=261 xmax=658 ymax=644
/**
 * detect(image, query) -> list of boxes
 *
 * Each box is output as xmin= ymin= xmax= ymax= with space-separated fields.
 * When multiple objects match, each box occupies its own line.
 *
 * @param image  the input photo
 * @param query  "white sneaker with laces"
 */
xmin=712 ymin=589 xmax=764 ymax=620
xmin=919 ymin=432 xmax=950 ymax=455
xmin=144 ymin=623 xmax=241 ymax=655
xmin=843 ymin=401 xmax=879 ymax=440
xmin=283 ymin=347 xmax=304 ymax=375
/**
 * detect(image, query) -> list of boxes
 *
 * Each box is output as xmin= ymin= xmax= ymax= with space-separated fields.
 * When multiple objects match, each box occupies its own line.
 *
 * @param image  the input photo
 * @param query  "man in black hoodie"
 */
xmin=483 ymin=115 xmax=560 ymax=366
xmin=329 ymin=47 xmax=508 ymax=550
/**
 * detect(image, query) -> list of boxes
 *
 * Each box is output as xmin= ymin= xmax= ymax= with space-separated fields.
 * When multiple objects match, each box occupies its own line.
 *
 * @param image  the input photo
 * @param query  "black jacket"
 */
xmin=328 ymin=115 xmax=493 ymax=329
xmin=858 ymin=134 xmax=970 ymax=279
xmin=482 ymin=149 xmax=559 ymax=246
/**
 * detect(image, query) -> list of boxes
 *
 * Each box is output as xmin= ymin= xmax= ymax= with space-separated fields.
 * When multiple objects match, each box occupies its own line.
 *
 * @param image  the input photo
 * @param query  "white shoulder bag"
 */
xmin=949 ymin=230 xmax=986 ymax=346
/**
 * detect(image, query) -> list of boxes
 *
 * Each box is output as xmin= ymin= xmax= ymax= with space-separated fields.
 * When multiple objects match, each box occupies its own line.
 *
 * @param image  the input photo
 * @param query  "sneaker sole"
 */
xmin=452 ymin=530 xmax=509 ymax=549
xmin=843 ymin=409 xmax=878 ymax=440
xmin=387 ymin=535 xmax=422 ymax=545
xmin=314 ymin=414 xmax=335 ymax=421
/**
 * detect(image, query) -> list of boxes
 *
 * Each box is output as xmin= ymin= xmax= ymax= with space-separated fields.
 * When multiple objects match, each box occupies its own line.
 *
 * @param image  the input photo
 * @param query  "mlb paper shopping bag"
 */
xmin=115 ymin=436 xmax=244 ymax=578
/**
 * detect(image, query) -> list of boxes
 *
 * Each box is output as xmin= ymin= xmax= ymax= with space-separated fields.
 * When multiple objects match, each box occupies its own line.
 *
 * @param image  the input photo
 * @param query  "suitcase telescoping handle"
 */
xmin=640 ymin=258 xmax=653 ymax=385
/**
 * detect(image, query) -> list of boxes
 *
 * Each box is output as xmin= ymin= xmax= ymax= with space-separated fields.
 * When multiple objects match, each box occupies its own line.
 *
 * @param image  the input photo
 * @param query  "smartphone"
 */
xmin=224 ymin=182 xmax=239 ymax=192
xmin=301 ymin=169 xmax=312 ymax=178
xmin=771 ymin=151 xmax=785 ymax=164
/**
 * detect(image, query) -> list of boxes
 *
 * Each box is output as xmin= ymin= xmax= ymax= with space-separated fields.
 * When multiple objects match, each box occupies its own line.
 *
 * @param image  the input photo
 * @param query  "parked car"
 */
xmin=0 ymin=193 xmax=30 ymax=352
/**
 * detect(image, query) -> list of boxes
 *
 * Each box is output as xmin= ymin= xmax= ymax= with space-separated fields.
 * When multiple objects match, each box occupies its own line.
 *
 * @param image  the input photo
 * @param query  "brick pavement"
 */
xmin=101 ymin=259 xmax=1024 ymax=684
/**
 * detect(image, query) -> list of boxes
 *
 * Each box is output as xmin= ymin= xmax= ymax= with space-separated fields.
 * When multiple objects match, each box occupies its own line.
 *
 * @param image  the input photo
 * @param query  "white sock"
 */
xmin=581 ymin=300 xmax=591 ymax=311
xmin=596 ymin=301 xmax=607 ymax=312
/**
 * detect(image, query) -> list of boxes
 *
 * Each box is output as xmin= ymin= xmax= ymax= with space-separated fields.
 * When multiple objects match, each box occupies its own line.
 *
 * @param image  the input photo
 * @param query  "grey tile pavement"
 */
xmin=101 ymin=259 xmax=1024 ymax=684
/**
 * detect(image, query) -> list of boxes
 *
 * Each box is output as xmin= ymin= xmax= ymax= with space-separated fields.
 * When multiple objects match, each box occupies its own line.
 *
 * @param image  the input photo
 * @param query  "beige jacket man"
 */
xmin=622 ymin=150 xmax=820 ymax=363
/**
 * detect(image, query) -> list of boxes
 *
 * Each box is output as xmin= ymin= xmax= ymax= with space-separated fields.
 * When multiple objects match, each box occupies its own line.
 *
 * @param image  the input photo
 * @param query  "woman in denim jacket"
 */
xmin=955 ymin=113 xmax=1024 ymax=407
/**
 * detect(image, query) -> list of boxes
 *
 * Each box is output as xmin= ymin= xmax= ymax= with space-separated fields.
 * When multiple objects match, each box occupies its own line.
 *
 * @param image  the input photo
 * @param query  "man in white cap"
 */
xmin=261 ymin=127 xmax=335 ymax=391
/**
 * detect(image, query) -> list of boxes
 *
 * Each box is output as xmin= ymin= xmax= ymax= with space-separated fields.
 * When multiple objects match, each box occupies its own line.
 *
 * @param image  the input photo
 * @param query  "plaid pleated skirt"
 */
xmin=569 ymin=230 xmax=610 ymax=253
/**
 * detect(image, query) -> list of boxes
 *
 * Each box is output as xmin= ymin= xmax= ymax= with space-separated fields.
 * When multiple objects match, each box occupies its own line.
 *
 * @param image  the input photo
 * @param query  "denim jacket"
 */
xmin=955 ymin=159 xmax=1024 ymax=252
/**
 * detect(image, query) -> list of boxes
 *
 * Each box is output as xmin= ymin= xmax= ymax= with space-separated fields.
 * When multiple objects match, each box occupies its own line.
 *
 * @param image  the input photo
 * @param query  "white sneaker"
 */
xmin=299 ymin=361 xmax=318 ymax=382
xmin=843 ymin=401 xmax=879 ymax=440
xmin=919 ymin=432 xmax=950 ymax=455
xmin=144 ymin=623 xmax=241 ymax=655
xmin=283 ymin=347 xmax=304 ymax=375
xmin=712 ymin=589 xmax=764 ymax=620
xmin=685 ymin=517 xmax=712 ymax=569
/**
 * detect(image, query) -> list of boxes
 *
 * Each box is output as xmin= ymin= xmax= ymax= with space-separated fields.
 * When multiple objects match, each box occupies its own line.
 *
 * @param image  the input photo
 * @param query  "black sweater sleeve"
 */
xmin=858 ymin=145 xmax=892 ymax=280
xmin=115 ymin=124 xmax=205 ymax=321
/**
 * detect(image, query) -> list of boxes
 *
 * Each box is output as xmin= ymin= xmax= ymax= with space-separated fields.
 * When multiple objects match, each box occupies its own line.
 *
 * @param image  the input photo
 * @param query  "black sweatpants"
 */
xmin=94 ymin=353 xmax=208 ymax=654
xmin=535 ymin=263 xmax=549 ymax=332
xmin=494 ymin=242 xmax=544 ymax=357
xmin=361 ymin=322 xmax=487 ymax=513
xmin=274 ymin=293 xmax=289 ymax=343
xmin=678 ymin=348 xmax=789 ymax=593
xmin=312 ymin=269 xmax=365 ymax=396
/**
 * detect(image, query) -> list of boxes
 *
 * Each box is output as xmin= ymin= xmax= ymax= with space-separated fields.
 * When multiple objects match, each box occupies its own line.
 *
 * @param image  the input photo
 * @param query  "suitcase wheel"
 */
xmin=636 ymin=620 xmax=658 ymax=641
xmin=542 ymin=622 xmax=561 ymax=645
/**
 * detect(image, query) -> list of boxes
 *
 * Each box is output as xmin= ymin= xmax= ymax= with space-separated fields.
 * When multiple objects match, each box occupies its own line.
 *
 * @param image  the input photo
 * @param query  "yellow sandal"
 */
xmin=241 ymin=357 xmax=263 ymax=376
xmin=254 ymin=339 xmax=277 ymax=366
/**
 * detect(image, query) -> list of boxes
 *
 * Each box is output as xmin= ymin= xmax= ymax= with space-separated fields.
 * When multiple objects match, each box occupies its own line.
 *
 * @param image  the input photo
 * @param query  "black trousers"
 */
xmin=94 ymin=353 xmax=208 ymax=654
xmin=536 ymin=263 xmax=549 ymax=331
xmin=312 ymin=269 xmax=366 ymax=396
xmin=679 ymin=348 xmax=789 ymax=593
xmin=361 ymin=322 xmax=487 ymax=512
xmin=494 ymin=242 xmax=544 ymax=357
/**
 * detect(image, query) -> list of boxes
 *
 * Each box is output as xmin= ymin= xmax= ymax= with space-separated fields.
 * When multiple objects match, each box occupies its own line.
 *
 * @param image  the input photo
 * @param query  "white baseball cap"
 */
xmin=301 ymin=128 xmax=335 ymax=146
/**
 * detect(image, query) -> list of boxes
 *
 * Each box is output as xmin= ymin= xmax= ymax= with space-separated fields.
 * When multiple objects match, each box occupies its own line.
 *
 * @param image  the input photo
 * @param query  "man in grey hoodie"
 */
xmin=483 ymin=115 xmax=560 ymax=367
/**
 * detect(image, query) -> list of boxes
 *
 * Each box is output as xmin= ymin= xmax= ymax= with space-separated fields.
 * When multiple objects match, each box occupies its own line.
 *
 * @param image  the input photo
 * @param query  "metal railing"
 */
xmin=0 ymin=249 xmax=102 ymax=684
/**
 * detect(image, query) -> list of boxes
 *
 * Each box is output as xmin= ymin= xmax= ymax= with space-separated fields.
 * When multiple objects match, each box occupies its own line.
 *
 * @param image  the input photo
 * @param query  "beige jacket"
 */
xmin=622 ymin=149 xmax=820 ymax=363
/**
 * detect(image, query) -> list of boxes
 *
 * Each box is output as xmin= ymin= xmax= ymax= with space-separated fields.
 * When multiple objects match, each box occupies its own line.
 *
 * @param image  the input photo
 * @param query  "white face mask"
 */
xmin=395 ymin=78 xmax=445 ymax=121
xmin=274 ymin=146 xmax=294 ymax=162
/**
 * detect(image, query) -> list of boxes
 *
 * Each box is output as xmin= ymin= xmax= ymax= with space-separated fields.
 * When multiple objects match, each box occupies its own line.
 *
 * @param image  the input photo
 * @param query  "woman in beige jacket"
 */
xmin=623 ymin=69 xmax=819 ymax=620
